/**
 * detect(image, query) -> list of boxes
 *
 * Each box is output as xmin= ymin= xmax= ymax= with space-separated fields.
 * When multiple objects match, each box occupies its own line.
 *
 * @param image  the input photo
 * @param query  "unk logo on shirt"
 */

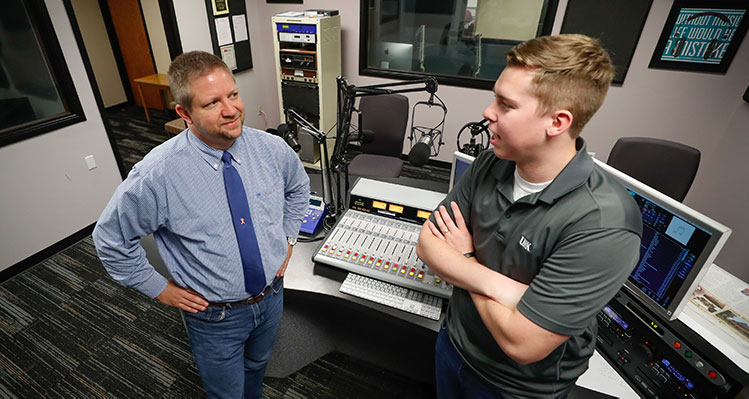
xmin=519 ymin=235 xmax=532 ymax=253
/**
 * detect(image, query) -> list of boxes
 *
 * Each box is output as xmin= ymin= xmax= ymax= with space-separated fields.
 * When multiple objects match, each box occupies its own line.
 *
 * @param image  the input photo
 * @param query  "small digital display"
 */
xmin=309 ymin=198 xmax=322 ymax=206
xmin=661 ymin=359 xmax=694 ymax=389
xmin=389 ymin=204 xmax=404 ymax=214
xmin=417 ymin=210 xmax=431 ymax=219
xmin=372 ymin=201 xmax=386 ymax=210
xmin=602 ymin=305 xmax=629 ymax=329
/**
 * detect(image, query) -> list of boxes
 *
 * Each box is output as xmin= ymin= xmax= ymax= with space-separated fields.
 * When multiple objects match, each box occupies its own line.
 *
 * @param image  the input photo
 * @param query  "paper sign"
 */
xmin=215 ymin=17 xmax=233 ymax=46
xmin=232 ymin=14 xmax=248 ymax=42
xmin=220 ymin=45 xmax=237 ymax=70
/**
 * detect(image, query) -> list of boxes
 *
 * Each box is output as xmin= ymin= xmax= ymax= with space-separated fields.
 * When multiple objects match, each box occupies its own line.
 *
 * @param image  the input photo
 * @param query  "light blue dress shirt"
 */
xmin=93 ymin=126 xmax=310 ymax=302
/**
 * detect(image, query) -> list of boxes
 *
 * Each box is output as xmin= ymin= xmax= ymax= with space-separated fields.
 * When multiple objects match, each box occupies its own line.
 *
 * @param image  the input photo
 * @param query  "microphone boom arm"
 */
xmin=285 ymin=108 xmax=335 ymax=223
xmin=330 ymin=76 xmax=440 ymax=218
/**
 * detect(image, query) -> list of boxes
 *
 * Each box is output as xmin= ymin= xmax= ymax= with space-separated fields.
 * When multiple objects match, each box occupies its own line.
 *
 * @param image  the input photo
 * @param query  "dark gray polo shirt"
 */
xmin=434 ymin=138 xmax=642 ymax=398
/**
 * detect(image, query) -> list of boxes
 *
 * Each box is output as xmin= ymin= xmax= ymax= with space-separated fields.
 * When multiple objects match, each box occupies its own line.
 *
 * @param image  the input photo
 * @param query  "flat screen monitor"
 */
xmin=377 ymin=41 xmax=414 ymax=71
xmin=449 ymin=150 xmax=475 ymax=191
xmin=594 ymin=159 xmax=731 ymax=320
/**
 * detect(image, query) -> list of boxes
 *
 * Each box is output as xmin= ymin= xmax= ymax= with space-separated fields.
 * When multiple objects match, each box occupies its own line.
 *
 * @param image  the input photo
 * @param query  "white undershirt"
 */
xmin=512 ymin=169 xmax=553 ymax=201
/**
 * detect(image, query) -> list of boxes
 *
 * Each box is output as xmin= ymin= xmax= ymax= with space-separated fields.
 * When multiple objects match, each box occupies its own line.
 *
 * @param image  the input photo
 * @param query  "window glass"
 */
xmin=0 ymin=0 xmax=83 ymax=146
xmin=361 ymin=0 xmax=558 ymax=88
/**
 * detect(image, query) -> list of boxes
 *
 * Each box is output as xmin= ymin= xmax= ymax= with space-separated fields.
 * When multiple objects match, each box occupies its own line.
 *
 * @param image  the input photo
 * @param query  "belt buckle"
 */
xmin=254 ymin=291 xmax=266 ymax=302
xmin=247 ymin=290 xmax=265 ymax=305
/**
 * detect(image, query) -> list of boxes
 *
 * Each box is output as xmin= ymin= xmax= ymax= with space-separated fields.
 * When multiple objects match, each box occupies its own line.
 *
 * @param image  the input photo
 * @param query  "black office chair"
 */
xmin=348 ymin=94 xmax=409 ymax=178
xmin=606 ymin=137 xmax=701 ymax=202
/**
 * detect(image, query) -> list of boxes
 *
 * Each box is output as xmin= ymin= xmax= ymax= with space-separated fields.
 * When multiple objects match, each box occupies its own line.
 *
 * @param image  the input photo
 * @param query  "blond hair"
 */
xmin=167 ymin=51 xmax=231 ymax=110
xmin=506 ymin=34 xmax=614 ymax=137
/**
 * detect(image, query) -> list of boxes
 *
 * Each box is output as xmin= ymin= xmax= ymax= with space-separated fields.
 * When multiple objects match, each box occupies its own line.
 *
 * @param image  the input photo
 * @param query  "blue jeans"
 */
xmin=183 ymin=277 xmax=284 ymax=399
xmin=436 ymin=323 xmax=505 ymax=399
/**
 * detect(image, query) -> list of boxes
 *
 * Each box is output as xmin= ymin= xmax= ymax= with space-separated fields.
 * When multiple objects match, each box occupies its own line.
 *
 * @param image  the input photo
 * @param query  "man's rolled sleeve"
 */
xmin=92 ymin=165 xmax=169 ymax=298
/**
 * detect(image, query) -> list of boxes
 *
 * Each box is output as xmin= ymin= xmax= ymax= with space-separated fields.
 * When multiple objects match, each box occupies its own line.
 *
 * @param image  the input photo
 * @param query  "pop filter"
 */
xmin=408 ymin=140 xmax=432 ymax=166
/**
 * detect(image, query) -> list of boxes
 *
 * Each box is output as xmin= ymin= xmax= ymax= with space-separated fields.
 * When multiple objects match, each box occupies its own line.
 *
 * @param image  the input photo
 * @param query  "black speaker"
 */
xmin=744 ymin=86 xmax=749 ymax=103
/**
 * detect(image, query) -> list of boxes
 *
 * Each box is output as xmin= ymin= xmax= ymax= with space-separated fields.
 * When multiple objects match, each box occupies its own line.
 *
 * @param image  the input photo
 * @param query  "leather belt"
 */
xmin=208 ymin=283 xmax=274 ymax=307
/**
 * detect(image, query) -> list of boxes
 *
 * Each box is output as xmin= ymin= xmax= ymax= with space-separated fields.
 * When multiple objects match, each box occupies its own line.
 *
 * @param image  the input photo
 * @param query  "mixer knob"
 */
xmin=630 ymin=342 xmax=655 ymax=365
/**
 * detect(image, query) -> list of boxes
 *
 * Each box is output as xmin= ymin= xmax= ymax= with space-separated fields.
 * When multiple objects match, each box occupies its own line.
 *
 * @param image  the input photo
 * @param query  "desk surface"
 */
xmin=133 ymin=73 xmax=170 ymax=87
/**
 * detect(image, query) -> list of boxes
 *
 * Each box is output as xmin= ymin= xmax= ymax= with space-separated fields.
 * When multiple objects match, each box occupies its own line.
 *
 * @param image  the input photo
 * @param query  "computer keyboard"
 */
xmin=339 ymin=273 xmax=443 ymax=321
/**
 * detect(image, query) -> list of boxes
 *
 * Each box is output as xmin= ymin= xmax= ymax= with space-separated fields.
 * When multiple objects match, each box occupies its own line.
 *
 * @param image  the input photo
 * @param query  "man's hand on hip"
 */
xmin=156 ymin=279 xmax=209 ymax=313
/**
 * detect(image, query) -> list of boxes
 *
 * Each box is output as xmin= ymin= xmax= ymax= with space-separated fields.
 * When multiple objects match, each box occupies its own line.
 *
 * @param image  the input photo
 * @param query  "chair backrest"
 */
xmin=606 ymin=137 xmax=700 ymax=202
xmin=359 ymin=94 xmax=409 ymax=157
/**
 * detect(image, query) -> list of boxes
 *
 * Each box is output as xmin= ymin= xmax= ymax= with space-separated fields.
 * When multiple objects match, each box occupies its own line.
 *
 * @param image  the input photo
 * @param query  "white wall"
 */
xmin=0 ymin=0 xmax=123 ymax=271
xmin=70 ymin=0 xmax=127 ymax=107
xmin=141 ymin=0 xmax=172 ymax=74
xmin=174 ymin=0 xmax=749 ymax=281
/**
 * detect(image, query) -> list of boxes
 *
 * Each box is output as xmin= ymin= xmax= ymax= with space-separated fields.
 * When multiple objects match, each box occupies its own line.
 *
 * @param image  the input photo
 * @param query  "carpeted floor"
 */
xmin=0 ymin=237 xmax=204 ymax=397
xmin=0 ymin=236 xmax=434 ymax=398
xmin=0 ymin=105 xmax=444 ymax=398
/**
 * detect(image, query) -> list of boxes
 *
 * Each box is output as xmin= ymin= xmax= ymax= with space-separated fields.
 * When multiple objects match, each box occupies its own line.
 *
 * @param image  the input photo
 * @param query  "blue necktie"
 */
xmin=222 ymin=151 xmax=265 ymax=295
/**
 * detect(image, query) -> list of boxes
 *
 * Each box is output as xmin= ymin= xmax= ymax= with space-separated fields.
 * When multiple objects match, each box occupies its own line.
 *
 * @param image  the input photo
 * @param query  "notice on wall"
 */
xmin=215 ymin=17 xmax=233 ymax=46
xmin=232 ymin=14 xmax=248 ymax=42
xmin=220 ymin=45 xmax=237 ymax=70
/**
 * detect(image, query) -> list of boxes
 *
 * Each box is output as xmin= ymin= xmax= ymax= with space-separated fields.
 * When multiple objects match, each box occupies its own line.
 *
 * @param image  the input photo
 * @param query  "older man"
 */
xmin=93 ymin=51 xmax=309 ymax=398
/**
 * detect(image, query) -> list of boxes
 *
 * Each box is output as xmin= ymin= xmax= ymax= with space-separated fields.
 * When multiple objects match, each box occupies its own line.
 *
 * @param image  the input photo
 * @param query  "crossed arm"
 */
xmin=416 ymin=202 xmax=568 ymax=365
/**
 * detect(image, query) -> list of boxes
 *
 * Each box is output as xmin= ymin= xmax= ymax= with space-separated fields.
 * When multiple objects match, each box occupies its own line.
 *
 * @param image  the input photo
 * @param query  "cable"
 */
xmin=258 ymin=108 xmax=269 ymax=131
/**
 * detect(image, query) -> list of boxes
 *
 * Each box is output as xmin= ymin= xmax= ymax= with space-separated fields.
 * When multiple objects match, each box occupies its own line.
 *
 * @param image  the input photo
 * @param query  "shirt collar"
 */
xmin=537 ymin=137 xmax=593 ymax=204
xmin=489 ymin=137 xmax=593 ymax=205
xmin=187 ymin=128 xmax=244 ymax=171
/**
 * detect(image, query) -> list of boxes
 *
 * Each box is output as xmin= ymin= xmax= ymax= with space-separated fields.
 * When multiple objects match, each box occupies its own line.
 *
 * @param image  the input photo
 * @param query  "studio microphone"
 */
xmin=276 ymin=123 xmax=301 ymax=152
xmin=408 ymin=134 xmax=435 ymax=167
xmin=407 ymin=88 xmax=446 ymax=167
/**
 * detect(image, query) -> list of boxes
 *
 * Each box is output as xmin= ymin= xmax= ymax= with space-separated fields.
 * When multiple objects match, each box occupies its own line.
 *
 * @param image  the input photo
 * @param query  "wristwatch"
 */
xmin=287 ymin=236 xmax=297 ymax=246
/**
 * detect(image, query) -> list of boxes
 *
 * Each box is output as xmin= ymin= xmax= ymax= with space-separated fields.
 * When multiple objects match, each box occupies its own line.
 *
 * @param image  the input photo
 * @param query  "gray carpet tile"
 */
xmin=0 ymin=237 xmax=435 ymax=398
xmin=0 ymin=105 xmax=448 ymax=397
xmin=0 ymin=237 xmax=205 ymax=398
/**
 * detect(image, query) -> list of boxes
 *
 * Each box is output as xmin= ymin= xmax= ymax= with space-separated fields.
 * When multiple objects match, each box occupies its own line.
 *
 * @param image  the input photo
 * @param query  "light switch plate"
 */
xmin=85 ymin=155 xmax=96 ymax=170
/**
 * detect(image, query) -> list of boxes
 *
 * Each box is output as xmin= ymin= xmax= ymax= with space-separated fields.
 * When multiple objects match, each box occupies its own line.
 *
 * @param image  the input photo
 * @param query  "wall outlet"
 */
xmin=85 ymin=155 xmax=96 ymax=170
xmin=257 ymin=106 xmax=263 ymax=116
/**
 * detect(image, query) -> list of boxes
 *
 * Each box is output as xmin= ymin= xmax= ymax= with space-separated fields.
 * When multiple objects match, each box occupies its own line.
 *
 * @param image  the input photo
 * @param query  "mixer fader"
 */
xmin=313 ymin=178 xmax=453 ymax=299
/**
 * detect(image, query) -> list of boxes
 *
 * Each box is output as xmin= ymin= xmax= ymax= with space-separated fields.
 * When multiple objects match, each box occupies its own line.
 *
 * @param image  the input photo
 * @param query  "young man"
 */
xmin=93 ymin=51 xmax=309 ymax=398
xmin=416 ymin=34 xmax=643 ymax=398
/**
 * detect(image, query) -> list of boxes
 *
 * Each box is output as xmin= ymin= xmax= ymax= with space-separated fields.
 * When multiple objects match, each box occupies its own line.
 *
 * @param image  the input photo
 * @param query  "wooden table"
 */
xmin=133 ymin=73 xmax=171 ymax=122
